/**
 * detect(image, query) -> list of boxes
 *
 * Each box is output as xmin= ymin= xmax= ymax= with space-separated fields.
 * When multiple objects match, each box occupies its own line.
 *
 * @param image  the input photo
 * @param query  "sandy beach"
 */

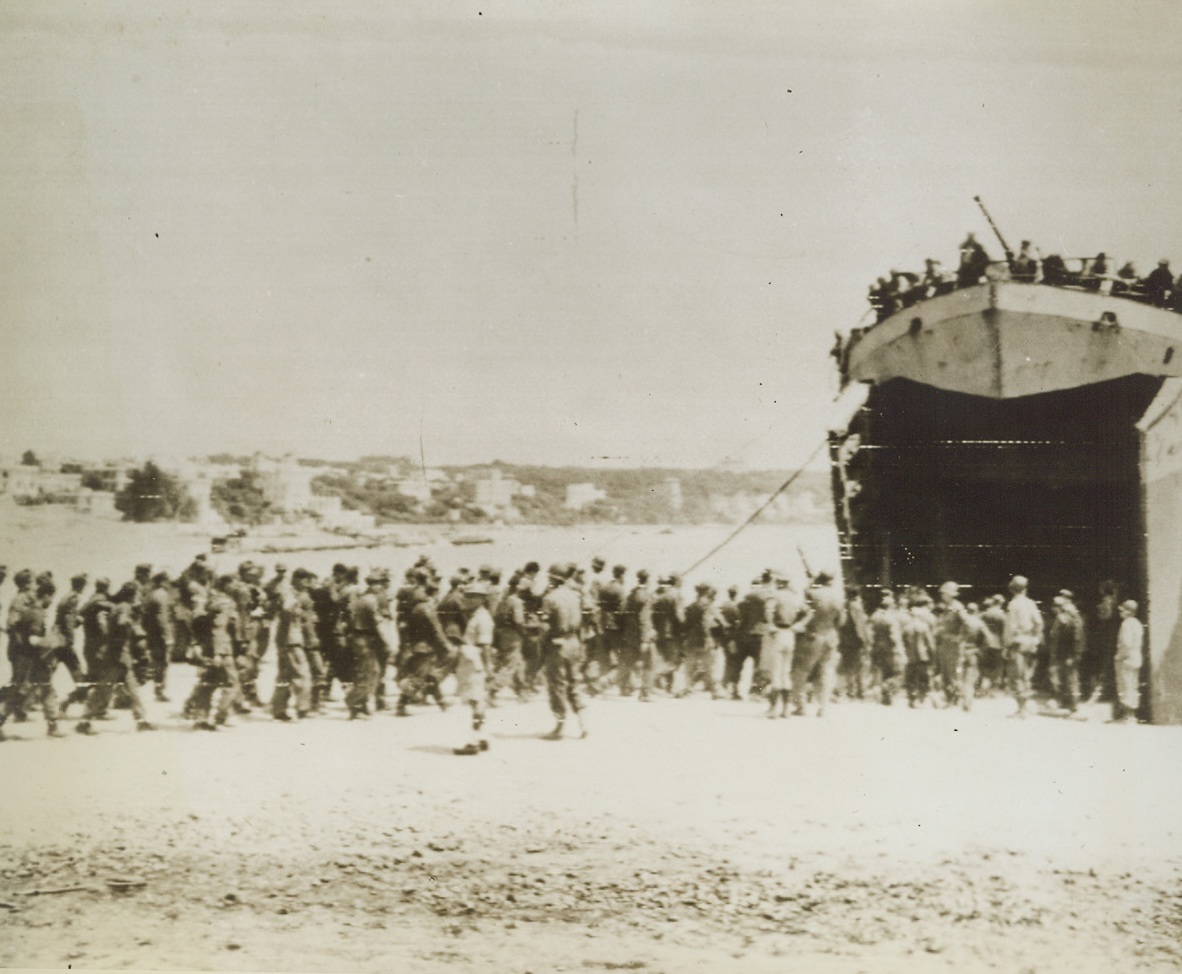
xmin=1 ymin=509 xmax=1180 ymax=972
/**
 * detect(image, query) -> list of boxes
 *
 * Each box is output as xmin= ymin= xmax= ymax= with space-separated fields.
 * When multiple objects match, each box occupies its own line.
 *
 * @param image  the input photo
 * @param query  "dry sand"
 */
xmin=1 ymin=510 xmax=1180 ymax=972
xmin=0 ymin=671 xmax=1180 ymax=973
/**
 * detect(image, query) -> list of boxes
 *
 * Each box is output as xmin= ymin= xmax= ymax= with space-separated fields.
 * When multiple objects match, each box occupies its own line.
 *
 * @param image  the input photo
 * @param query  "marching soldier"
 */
xmin=270 ymin=567 xmax=314 ymax=721
xmin=0 ymin=575 xmax=65 ymax=739
xmin=344 ymin=571 xmax=389 ymax=719
xmin=765 ymin=575 xmax=804 ymax=717
xmin=1003 ymin=575 xmax=1044 ymax=718
xmin=72 ymin=577 xmax=114 ymax=717
xmin=868 ymin=590 xmax=905 ymax=705
xmin=728 ymin=577 xmax=771 ymax=700
xmin=3 ymin=569 xmax=35 ymax=722
xmin=395 ymin=577 xmax=452 ymax=716
xmin=1049 ymin=590 xmax=1086 ymax=715
xmin=143 ymin=571 xmax=175 ymax=702
xmin=542 ymin=563 xmax=587 ymax=739
xmin=652 ymin=574 xmax=685 ymax=695
xmin=187 ymin=574 xmax=241 ymax=730
xmin=681 ymin=582 xmax=725 ymax=699
xmin=933 ymin=581 xmax=970 ymax=707
xmin=53 ymin=573 xmax=90 ymax=708
xmin=620 ymin=569 xmax=654 ymax=699
xmin=76 ymin=581 xmax=155 ymax=735
xmin=595 ymin=564 xmax=627 ymax=693
xmin=902 ymin=592 xmax=936 ymax=707
xmin=789 ymin=571 xmax=846 ymax=717
xmin=489 ymin=575 xmax=527 ymax=703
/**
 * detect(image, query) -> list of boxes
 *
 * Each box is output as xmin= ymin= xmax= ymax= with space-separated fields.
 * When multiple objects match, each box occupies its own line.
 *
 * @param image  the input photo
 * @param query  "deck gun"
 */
xmin=973 ymin=195 xmax=1014 ymax=265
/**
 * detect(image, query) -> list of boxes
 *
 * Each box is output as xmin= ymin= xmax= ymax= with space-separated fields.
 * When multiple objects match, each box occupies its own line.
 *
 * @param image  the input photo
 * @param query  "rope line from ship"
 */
xmin=678 ymin=438 xmax=829 ymax=579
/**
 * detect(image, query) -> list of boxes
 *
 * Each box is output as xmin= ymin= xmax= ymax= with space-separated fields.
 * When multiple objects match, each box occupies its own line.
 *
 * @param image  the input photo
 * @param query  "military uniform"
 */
xmin=0 ymin=586 xmax=63 ymax=737
xmin=227 ymin=569 xmax=261 ymax=711
xmin=726 ymin=584 xmax=771 ymax=699
xmin=171 ymin=566 xmax=208 ymax=664
xmin=77 ymin=588 xmax=151 ymax=733
xmin=143 ymin=579 xmax=175 ymax=701
xmin=959 ymin=609 xmax=991 ymax=712
xmin=186 ymin=584 xmax=241 ymax=729
xmin=979 ymin=598 xmax=1007 ymax=692
xmin=576 ymin=568 xmax=601 ymax=690
xmin=518 ymin=577 xmax=546 ymax=692
xmin=333 ymin=574 xmax=361 ymax=690
xmin=490 ymin=587 xmax=527 ymax=701
xmin=464 ymin=601 xmax=494 ymax=666
xmin=933 ymin=590 xmax=970 ymax=707
xmin=765 ymin=584 xmax=804 ymax=715
xmin=3 ymin=576 xmax=36 ymax=720
xmin=868 ymin=598 xmax=905 ymax=704
xmin=789 ymin=578 xmax=846 ymax=716
xmin=680 ymin=588 xmax=724 ymax=698
xmin=651 ymin=580 xmax=685 ymax=694
xmin=542 ymin=572 xmax=585 ymax=735
xmin=312 ymin=573 xmax=345 ymax=700
xmin=902 ymin=601 xmax=936 ymax=707
xmin=837 ymin=592 xmax=869 ymax=700
xmin=620 ymin=576 xmax=654 ymax=698
xmin=77 ymin=584 xmax=114 ymax=716
xmin=345 ymin=580 xmax=388 ymax=719
xmin=437 ymin=581 xmax=468 ymax=642
xmin=1003 ymin=583 xmax=1044 ymax=715
xmin=396 ymin=591 xmax=452 ymax=714
xmin=271 ymin=578 xmax=314 ymax=720
xmin=1048 ymin=597 xmax=1085 ymax=713
xmin=52 ymin=582 xmax=87 ymax=694
xmin=595 ymin=570 xmax=626 ymax=690
xmin=299 ymin=578 xmax=326 ymax=711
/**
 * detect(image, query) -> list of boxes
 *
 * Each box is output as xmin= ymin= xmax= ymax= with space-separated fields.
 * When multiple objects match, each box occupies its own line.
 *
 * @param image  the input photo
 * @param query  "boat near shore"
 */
xmin=829 ymin=255 xmax=1182 ymax=723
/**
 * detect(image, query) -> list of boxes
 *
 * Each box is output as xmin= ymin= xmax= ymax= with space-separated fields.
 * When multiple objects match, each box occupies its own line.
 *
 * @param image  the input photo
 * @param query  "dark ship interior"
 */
xmin=835 ymin=375 xmax=1164 ymax=605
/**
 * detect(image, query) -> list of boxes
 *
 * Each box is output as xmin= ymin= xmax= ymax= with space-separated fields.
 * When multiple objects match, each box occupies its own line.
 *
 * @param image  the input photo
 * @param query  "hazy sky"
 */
xmin=3 ymin=1 xmax=1181 ymax=468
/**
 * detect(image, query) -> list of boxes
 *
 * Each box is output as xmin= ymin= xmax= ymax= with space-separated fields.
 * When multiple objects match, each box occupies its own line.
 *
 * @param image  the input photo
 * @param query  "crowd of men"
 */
xmin=0 ymin=555 xmax=1148 ymax=753
xmin=851 ymin=575 xmax=1144 ymax=722
xmin=865 ymin=234 xmax=1182 ymax=324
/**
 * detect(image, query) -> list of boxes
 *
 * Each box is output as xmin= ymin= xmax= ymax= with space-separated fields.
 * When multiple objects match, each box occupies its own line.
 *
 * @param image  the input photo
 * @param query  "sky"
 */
xmin=3 ymin=1 xmax=1181 ymax=470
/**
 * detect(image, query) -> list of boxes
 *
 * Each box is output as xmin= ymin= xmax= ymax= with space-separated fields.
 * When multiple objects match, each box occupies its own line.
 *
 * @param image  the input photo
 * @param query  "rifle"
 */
xmin=796 ymin=544 xmax=815 ymax=584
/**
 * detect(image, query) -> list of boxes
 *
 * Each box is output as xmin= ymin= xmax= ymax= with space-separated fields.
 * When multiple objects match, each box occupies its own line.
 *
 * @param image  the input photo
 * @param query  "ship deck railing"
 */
xmin=838 ymin=257 xmax=1182 ymax=385
xmin=865 ymin=257 xmax=1180 ymax=327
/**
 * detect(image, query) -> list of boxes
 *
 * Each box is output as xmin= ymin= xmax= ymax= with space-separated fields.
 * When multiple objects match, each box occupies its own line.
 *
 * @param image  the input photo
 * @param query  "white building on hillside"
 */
xmin=252 ymin=454 xmax=315 ymax=512
xmin=474 ymin=468 xmax=520 ymax=509
xmin=565 ymin=482 xmax=606 ymax=510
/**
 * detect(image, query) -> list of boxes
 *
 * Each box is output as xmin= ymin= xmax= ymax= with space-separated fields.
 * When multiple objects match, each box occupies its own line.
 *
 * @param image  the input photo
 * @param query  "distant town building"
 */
xmin=1 ymin=465 xmax=83 ymax=501
xmin=74 ymin=488 xmax=118 ymax=517
xmin=474 ymin=468 xmax=521 ymax=509
xmin=665 ymin=476 xmax=683 ymax=513
xmin=706 ymin=488 xmax=824 ymax=523
xmin=172 ymin=459 xmax=233 ymax=528
xmin=565 ymin=482 xmax=607 ymax=510
xmin=78 ymin=465 xmax=129 ymax=494
xmin=251 ymin=454 xmax=315 ymax=513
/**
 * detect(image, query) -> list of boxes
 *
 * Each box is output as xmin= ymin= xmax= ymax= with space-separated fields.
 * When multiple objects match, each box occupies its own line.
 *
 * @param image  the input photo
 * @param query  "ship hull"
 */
xmin=847 ymin=282 xmax=1182 ymax=399
xmin=832 ymin=283 xmax=1182 ymax=723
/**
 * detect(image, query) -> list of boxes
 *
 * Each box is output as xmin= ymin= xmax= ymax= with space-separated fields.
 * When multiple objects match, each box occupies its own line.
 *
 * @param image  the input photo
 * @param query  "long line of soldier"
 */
xmin=0 ymin=557 xmax=1147 ymax=750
